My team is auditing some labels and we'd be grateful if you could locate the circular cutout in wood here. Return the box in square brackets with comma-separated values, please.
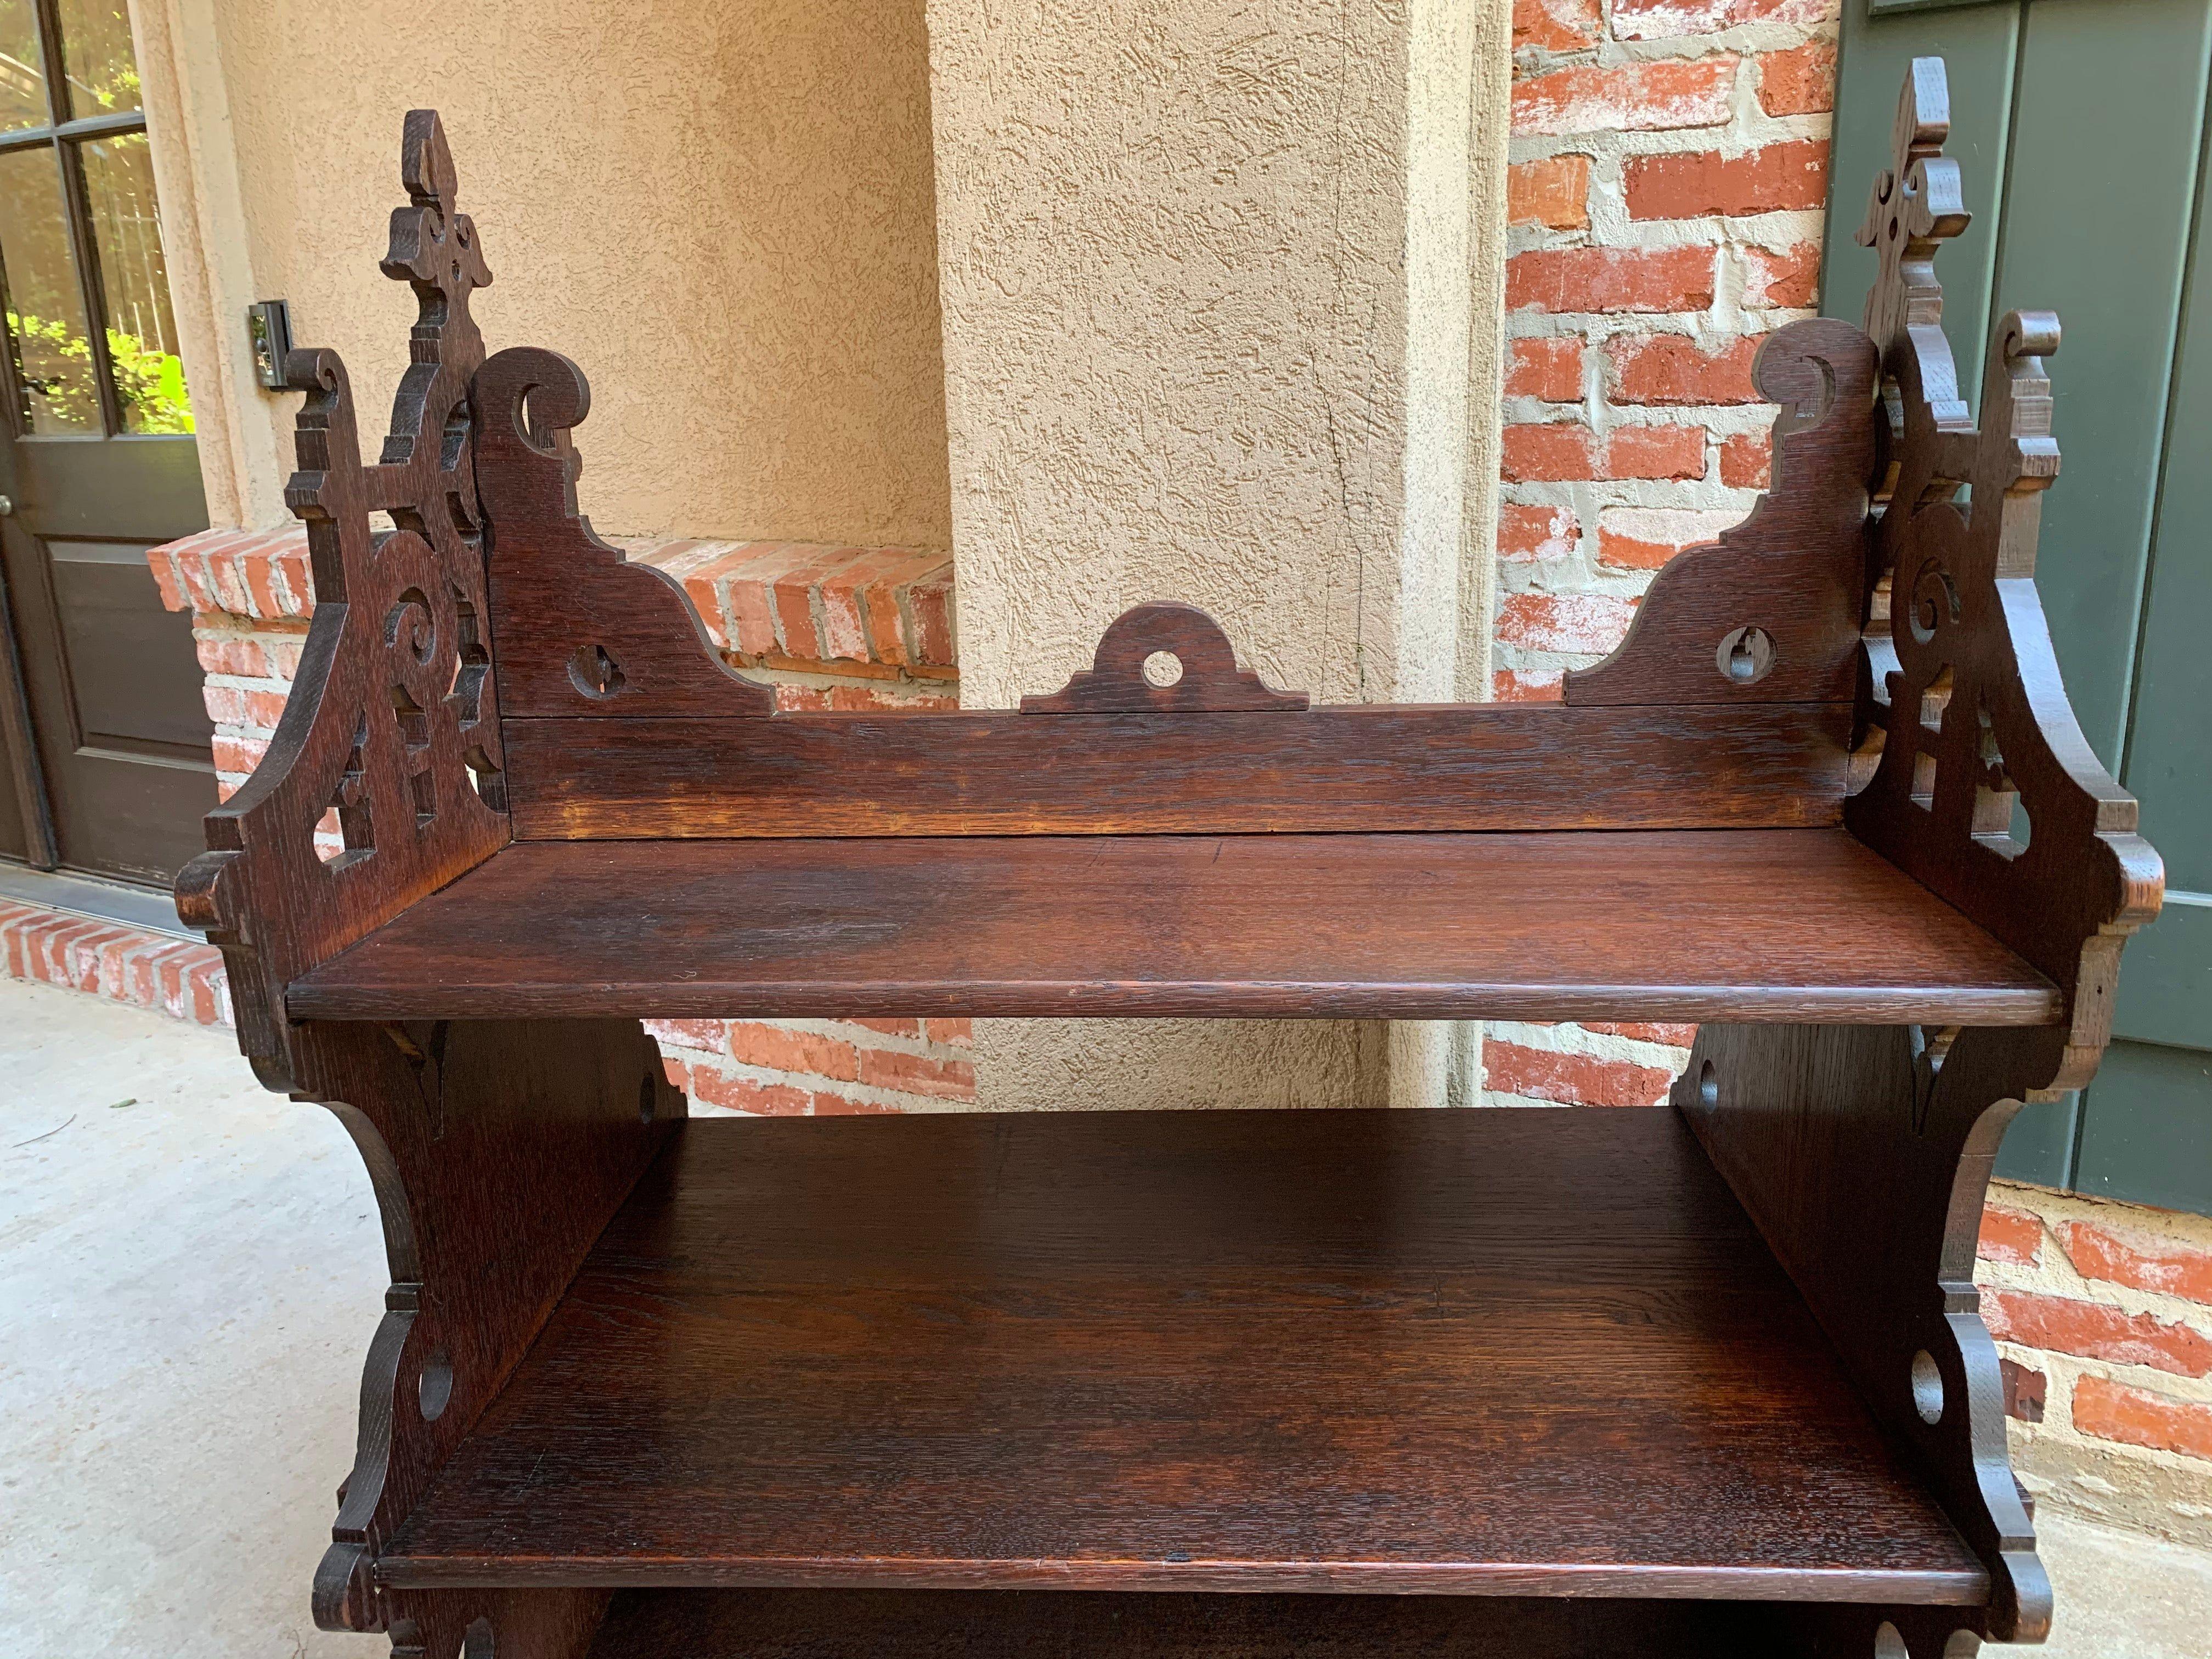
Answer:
[419, 1350, 455, 1421]
[567, 642, 626, 700]
[1911, 1348, 1945, 1424]
[1909, 561, 1960, 646]
[1142, 650, 1184, 688]
[1716, 626, 1776, 686]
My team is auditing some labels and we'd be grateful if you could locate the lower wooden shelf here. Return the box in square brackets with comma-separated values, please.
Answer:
[379, 1105, 1985, 1606]
[582, 1588, 1827, 1658]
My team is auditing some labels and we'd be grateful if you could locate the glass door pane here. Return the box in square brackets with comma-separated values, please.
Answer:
[0, 0, 212, 885]
[0, 0, 49, 131]
[0, 143, 99, 433]
[54, 0, 139, 116]
[80, 130, 189, 431]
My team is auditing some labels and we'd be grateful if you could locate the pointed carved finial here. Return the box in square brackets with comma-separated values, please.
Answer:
[371, 110, 492, 532]
[1856, 57, 1970, 356]
[381, 110, 492, 345]
[1973, 311, 2062, 579]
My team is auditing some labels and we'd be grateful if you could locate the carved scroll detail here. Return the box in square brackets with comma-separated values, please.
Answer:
[475, 346, 776, 717]
[1022, 603, 1309, 714]
[1565, 318, 1877, 707]
[176, 111, 508, 1090]
[1842, 58, 2163, 1090]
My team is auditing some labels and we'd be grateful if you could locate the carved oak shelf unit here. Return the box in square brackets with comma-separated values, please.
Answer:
[182, 65, 2162, 1659]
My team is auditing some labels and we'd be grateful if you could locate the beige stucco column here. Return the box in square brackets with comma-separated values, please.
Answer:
[928, 0, 1511, 1110]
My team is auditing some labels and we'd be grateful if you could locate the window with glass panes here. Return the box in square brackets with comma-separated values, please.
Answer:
[0, 0, 192, 437]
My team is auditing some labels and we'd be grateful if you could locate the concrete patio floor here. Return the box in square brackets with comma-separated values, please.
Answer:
[2, 975, 2208, 1657]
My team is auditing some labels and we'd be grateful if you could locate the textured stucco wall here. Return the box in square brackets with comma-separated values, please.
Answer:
[932, 0, 1470, 709]
[928, 0, 1508, 1110]
[132, 0, 951, 547]
[1461, 0, 1513, 702]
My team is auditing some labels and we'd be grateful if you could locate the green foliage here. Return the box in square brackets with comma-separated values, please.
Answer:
[83, 63, 142, 114]
[74, 8, 143, 114]
[107, 322, 193, 433]
[6, 307, 193, 433]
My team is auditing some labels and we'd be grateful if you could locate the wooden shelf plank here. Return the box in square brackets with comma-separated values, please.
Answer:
[380, 1107, 1988, 1604]
[584, 1588, 1818, 1658]
[290, 830, 2059, 1024]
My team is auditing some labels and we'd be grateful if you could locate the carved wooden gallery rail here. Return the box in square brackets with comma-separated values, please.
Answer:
[177, 60, 2160, 1659]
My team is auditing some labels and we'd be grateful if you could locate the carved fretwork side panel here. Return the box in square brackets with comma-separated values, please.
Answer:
[309, 1019, 678, 1638]
[168, 116, 684, 1652]
[1843, 57, 2163, 1091]
[176, 111, 510, 1092]
[1684, 58, 2173, 1655]
[1564, 317, 1877, 708]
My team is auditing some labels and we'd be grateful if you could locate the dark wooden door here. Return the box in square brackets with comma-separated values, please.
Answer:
[0, 0, 213, 886]
[1822, 0, 2212, 1214]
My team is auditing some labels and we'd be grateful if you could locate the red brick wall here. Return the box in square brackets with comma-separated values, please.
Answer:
[1978, 1189, 2212, 1541]
[1488, 0, 1838, 1108]
[2, 900, 229, 1026]
[1498, 0, 1837, 697]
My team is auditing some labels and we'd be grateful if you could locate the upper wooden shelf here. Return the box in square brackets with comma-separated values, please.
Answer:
[286, 827, 2060, 1025]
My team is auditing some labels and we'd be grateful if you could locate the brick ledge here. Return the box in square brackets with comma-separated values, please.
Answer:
[150, 528, 955, 674]
[1, 900, 231, 1028]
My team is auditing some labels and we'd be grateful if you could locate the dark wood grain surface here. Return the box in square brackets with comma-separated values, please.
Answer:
[583, 1588, 1810, 1658]
[300, 1018, 681, 1633]
[379, 1108, 1985, 1602]
[500, 704, 1853, 840]
[289, 829, 2059, 1025]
